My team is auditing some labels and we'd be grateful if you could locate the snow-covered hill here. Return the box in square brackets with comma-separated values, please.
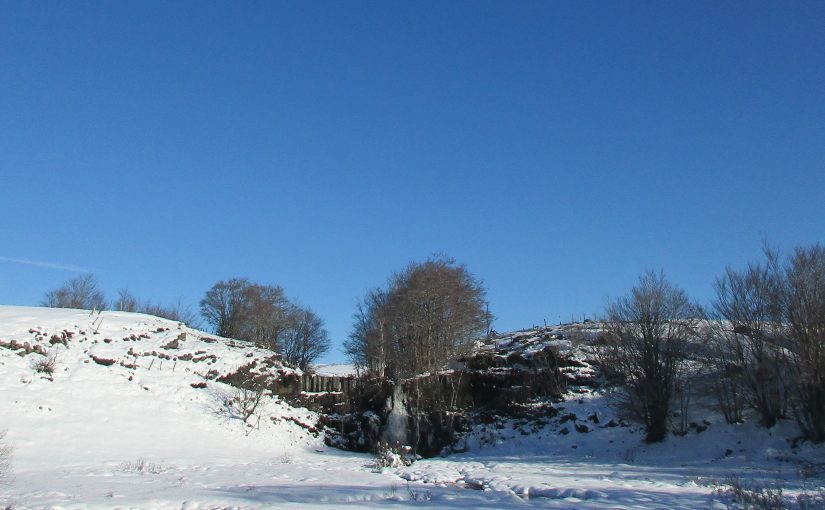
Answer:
[431, 324, 825, 507]
[1, 307, 823, 509]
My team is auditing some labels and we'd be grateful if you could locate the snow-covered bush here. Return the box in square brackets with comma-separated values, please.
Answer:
[369, 441, 415, 469]
[119, 459, 165, 475]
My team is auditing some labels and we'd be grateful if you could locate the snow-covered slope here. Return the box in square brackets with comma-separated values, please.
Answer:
[1, 307, 823, 509]
[0, 306, 333, 506]
[419, 324, 825, 507]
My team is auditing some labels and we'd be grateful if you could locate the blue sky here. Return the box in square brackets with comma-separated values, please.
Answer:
[1, 1, 823, 362]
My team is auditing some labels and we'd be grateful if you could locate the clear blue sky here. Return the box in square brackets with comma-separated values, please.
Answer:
[1, 1, 823, 362]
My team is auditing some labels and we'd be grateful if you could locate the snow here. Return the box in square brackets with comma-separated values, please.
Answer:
[312, 363, 356, 377]
[1, 306, 823, 508]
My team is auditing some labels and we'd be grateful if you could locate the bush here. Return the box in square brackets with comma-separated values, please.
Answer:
[118, 458, 164, 475]
[369, 441, 415, 469]
[231, 384, 266, 424]
[42, 274, 107, 310]
[715, 477, 787, 510]
[114, 289, 201, 329]
[217, 369, 269, 428]
[32, 351, 57, 376]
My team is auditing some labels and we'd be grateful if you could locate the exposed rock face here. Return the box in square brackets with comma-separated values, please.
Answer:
[318, 323, 602, 457]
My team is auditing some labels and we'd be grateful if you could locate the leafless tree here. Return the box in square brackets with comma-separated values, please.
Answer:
[347, 255, 492, 381]
[599, 270, 700, 443]
[141, 300, 202, 329]
[346, 256, 492, 454]
[281, 306, 331, 369]
[200, 279, 326, 366]
[113, 288, 200, 328]
[238, 283, 291, 352]
[346, 288, 391, 378]
[200, 278, 252, 338]
[115, 288, 140, 312]
[42, 274, 107, 310]
[780, 244, 825, 443]
[709, 243, 825, 442]
[711, 258, 787, 427]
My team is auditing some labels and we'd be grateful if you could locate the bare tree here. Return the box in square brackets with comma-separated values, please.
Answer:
[200, 278, 325, 366]
[346, 255, 492, 455]
[347, 255, 492, 381]
[200, 278, 251, 338]
[113, 288, 199, 327]
[239, 284, 291, 352]
[600, 270, 700, 443]
[141, 300, 202, 329]
[114, 288, 140, 312]
[709, 244, 825, 442]
[346, 288, 391, 378]
[281, 306, 331, 369]
[780, 244, 825, 443]
[711, 259, 787, 427]
[42, 274, 107, 310]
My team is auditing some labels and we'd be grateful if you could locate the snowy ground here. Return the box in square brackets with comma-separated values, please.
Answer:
[1, 307, 822, 509]
[313, 363, 356, 377]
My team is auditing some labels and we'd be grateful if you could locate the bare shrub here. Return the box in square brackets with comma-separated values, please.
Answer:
[598, 270, 700, 443]
[715, 477, 787, 510]
[233, 384, 266, 423]
[42, 274, 107, 310]
[31, 352, 57, 376]
[113, 288, 201, 329]
[118, 458, 164, 475]
[140, 301, 201, 329]
[406, 481, 432, 502]
[218, 376, 268, 429]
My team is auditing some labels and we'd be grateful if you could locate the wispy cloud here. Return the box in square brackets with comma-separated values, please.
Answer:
[0, 256, 95, 273]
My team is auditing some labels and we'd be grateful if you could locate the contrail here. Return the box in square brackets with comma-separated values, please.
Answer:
[0, 256, 95, 273]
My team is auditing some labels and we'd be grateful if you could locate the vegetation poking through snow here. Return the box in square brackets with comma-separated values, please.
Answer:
[31, 351, 57, 376]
